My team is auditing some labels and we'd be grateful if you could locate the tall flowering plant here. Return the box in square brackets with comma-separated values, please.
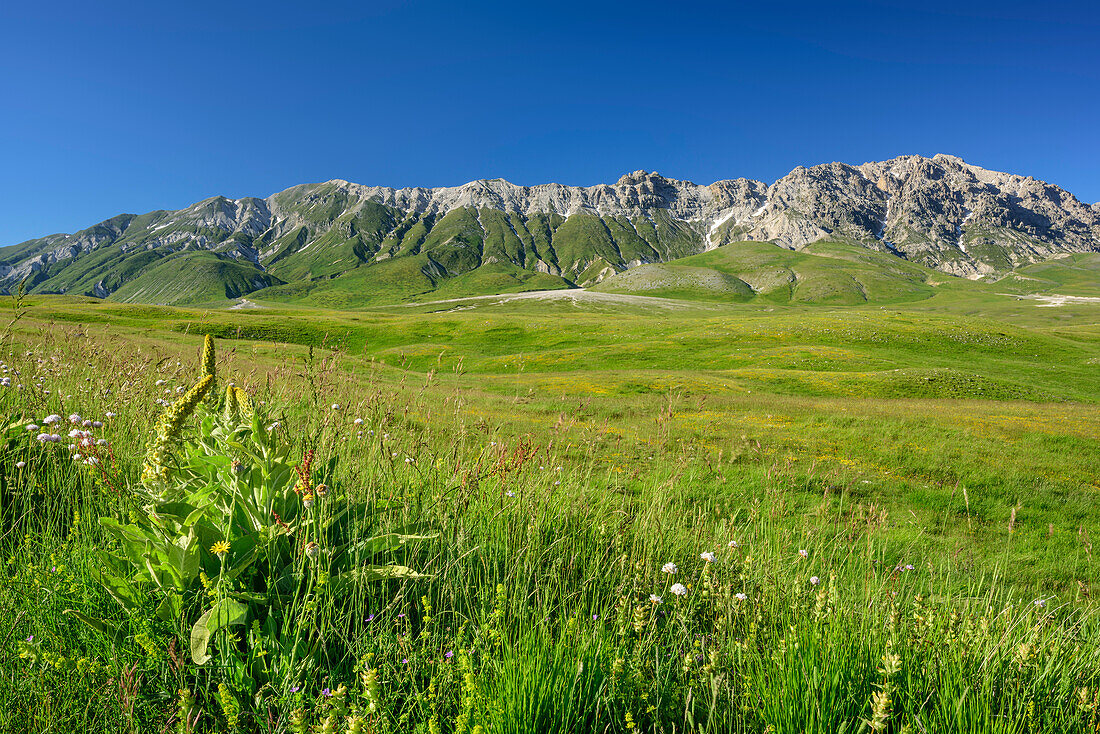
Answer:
[82, 336, 432, 711]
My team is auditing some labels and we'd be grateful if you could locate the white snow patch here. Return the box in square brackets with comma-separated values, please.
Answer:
[752, 204, 768, 217]
[704, 209, 738, 250]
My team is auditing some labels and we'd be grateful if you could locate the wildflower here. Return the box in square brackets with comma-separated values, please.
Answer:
[34, 432, 50, 441]
[401, 658, 408, 664]
[905, 564, 915, 571]
[592, 614, 599, 621]
[1034, 598, 1047, 608]
[155, 379, 166, 386]
[321, 688, 332, 698]
[303, 494, 314, 509]
[728, 540, 739, 548]
[68, 414, 81, 424]
[444, 651, 454, 659]
[43, 415, 61, 425]
[662, 562, 678, 574]
[81, 419, 92, 427]
[25, 424, 38, 431]
[304, 541, 321, 559]
[91, 420, 102, 428]
[105, 412, 116, 419]
[670, 583, 688, 596]
[799, 549, 809, 558]
[289, 686, 300, 693]
[700, 552, 715, 563]
[15, 461, 25, 469]
[354, 418, 364, 425]
[506, 490, 515, 498]
[650, 594, 663, 604]
[810, 576, 821, 585]
[95, 438, 108, 446]
[142, 374, 214, 486]
[735, 592, 747, 601]
[200, 334, 217, 387]
[331, 404, 340, 411]
[210, 541, 230, 559]
[26, 635, 33, 643]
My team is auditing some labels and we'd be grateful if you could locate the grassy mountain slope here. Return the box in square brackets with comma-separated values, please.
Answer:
[108, 252, 283, 305]
[591, 240, 939, 305]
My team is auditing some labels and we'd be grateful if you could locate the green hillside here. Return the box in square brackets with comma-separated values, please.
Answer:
[591, 240, 940, 305]
[108, 252, 282, 305]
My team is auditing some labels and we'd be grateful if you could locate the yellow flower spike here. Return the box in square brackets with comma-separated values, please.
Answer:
[141, 374, 215, 487]
[200, 334, 217, 405]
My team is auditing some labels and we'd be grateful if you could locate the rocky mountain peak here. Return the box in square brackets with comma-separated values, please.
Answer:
[2, 155, 1096, 302]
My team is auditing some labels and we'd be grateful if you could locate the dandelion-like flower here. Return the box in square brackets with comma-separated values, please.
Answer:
[700, 552, 715, 563]
[810, 576, 821, 585]
[649, 594, 663, 604]
[670, 583, 687, 596]
[662, 562, 678, 574]
[210, 541, 230, 559]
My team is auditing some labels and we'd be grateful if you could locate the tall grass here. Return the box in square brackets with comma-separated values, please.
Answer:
[0, 328, 1097, 733]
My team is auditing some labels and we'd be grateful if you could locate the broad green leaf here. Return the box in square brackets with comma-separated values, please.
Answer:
[190, 600, 248, 665]
[156, 593, 182, 622]
[88, 565, 142, 612]
[63, 609, 123, 643]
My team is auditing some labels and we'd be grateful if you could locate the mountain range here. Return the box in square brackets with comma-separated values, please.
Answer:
[3, 154, 1097, 307]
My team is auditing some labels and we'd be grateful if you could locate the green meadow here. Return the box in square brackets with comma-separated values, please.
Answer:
[2, 266, 1099, 732]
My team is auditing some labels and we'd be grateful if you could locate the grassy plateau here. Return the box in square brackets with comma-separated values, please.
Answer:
[1, 267, 1099, 733]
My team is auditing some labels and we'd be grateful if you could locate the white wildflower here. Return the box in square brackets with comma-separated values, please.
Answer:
[670, 583, 687, 596]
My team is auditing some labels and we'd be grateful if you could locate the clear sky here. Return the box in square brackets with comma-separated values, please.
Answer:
[1, 0, 1097, 245]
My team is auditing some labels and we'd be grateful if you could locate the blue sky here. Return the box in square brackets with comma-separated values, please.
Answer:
[1, 0, 1097, 245]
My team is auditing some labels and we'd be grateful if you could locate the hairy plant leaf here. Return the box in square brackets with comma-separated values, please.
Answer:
[191, 600, 248, 665]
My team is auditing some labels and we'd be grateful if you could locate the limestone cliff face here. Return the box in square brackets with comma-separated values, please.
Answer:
[3, 154, 1097, 299]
